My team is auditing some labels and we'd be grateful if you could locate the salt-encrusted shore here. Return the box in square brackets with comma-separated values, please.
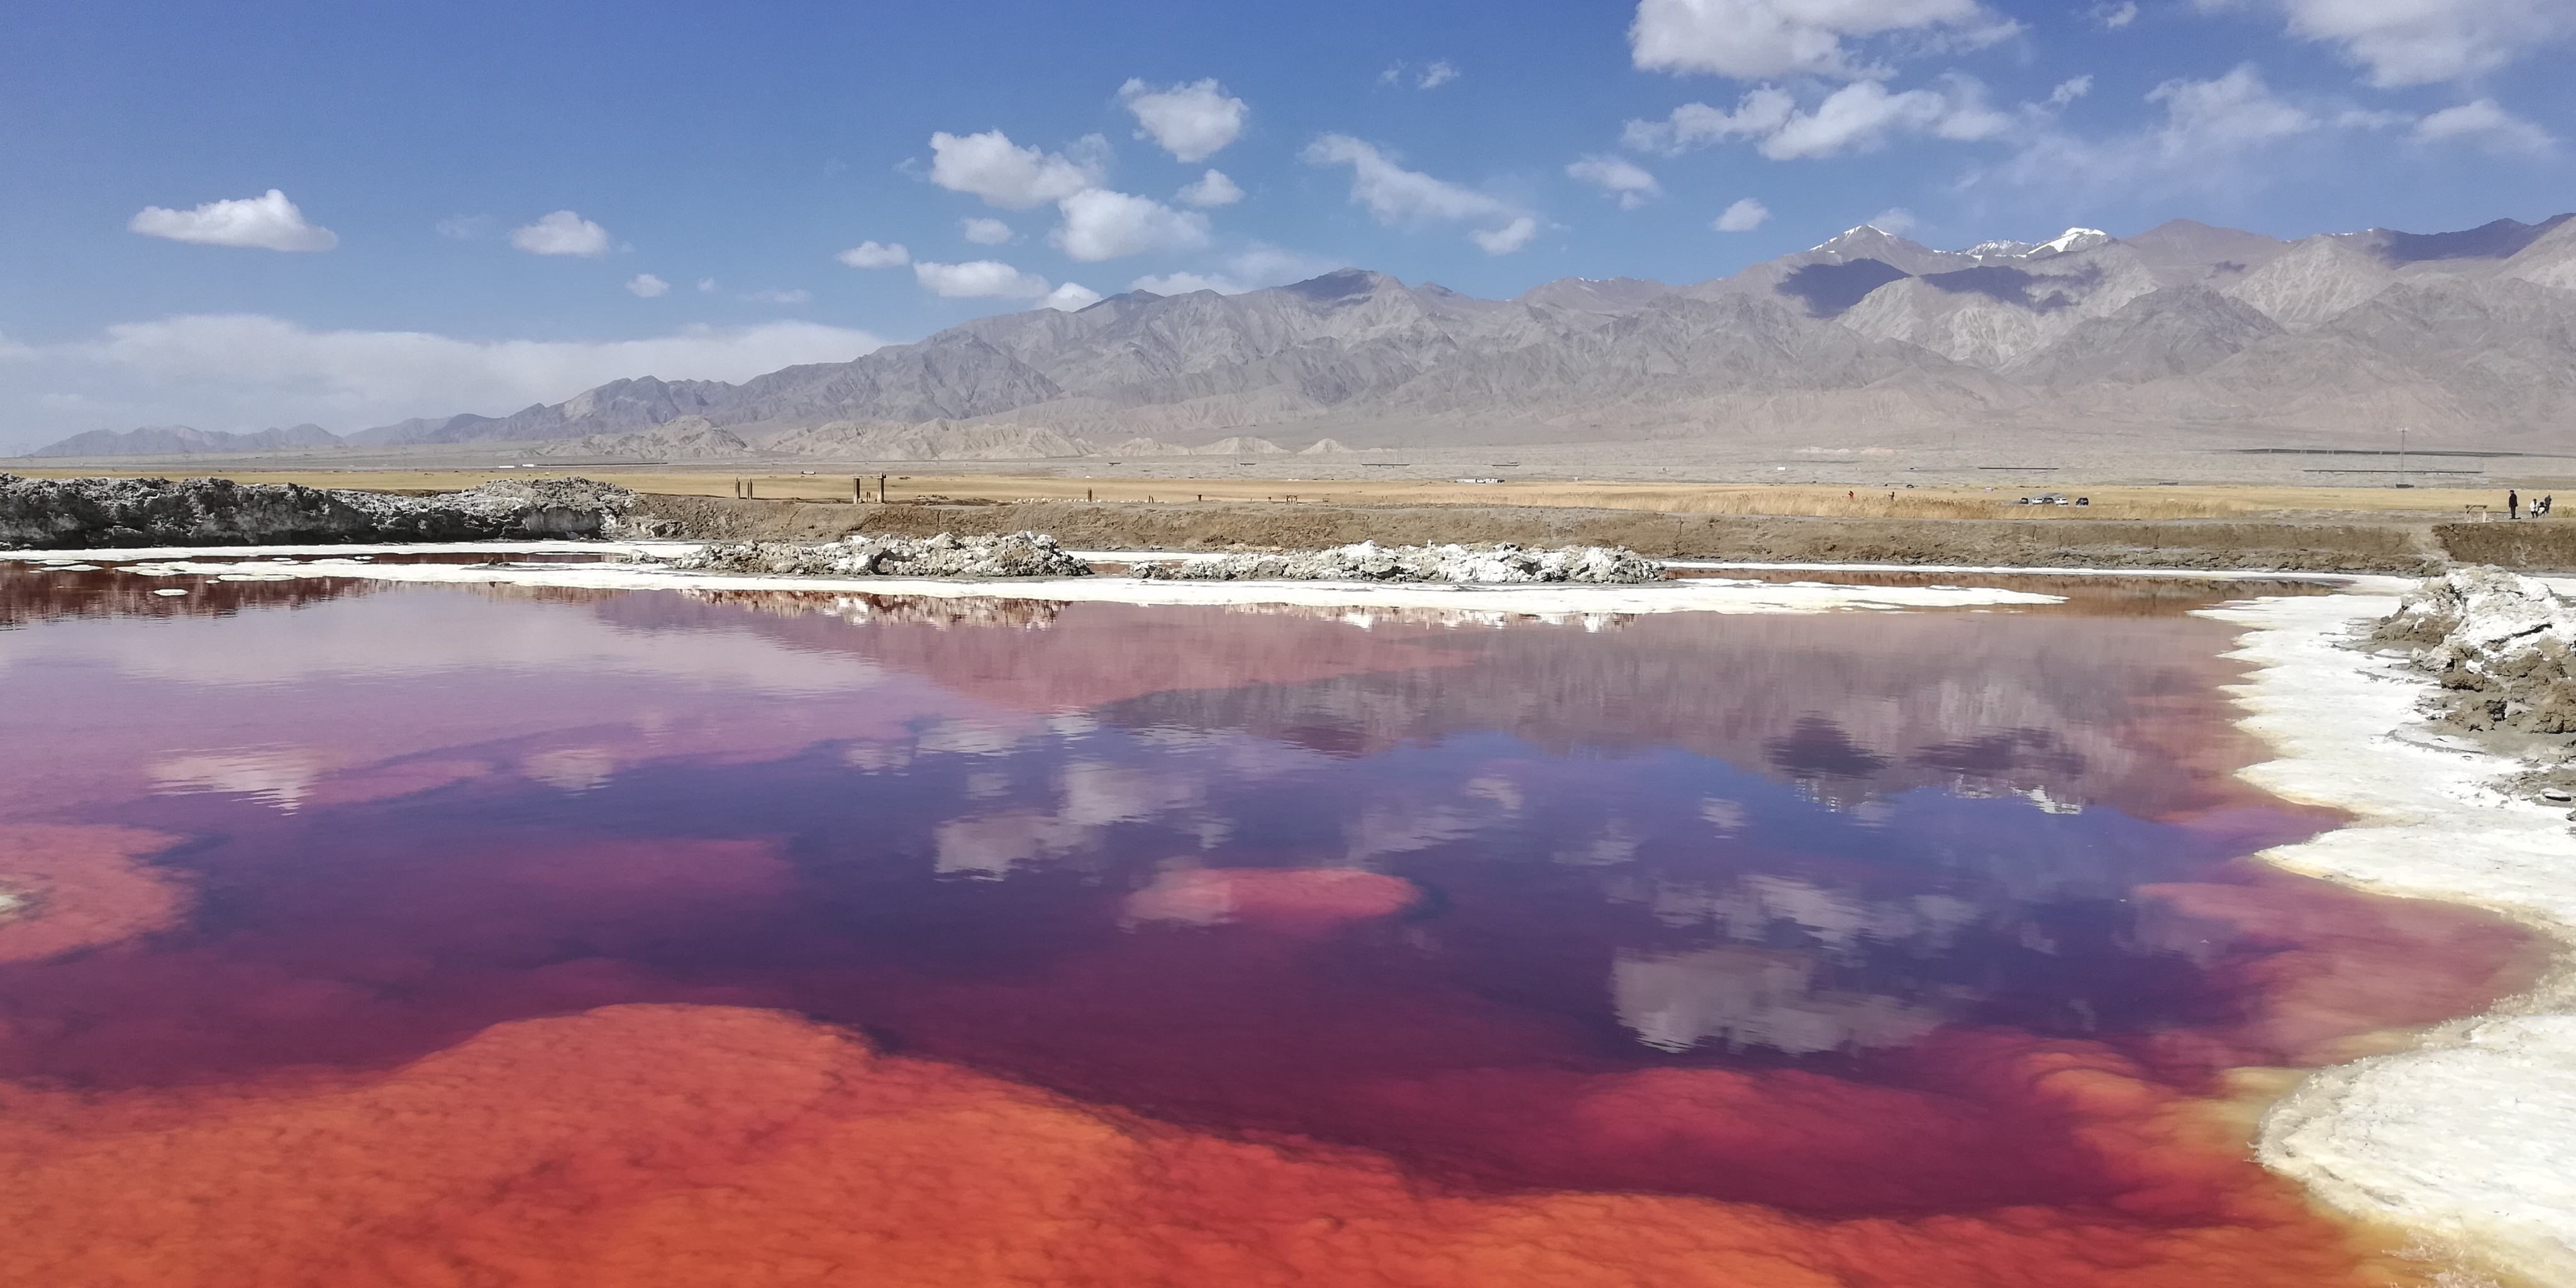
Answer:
[0, 543, 2067, 615]
[2206, 587, 2576, 1285]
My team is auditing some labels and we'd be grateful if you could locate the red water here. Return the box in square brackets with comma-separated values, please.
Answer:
[0, 567, 2534, 1287]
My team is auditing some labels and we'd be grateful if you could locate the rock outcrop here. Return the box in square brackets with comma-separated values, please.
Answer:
[1138, 541, 1669, 585]
[0, 475, 636, 549]
[667, 531, 1091, 579]
[2375, 568, 2576, 736]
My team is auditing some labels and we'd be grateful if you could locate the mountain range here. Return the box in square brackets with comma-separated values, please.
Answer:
[32, 213, 2576, 459]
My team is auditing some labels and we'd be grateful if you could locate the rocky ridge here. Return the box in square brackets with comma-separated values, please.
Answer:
[0, 475, 636, 548]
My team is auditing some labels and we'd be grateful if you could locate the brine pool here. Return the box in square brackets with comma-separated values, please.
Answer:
[0, 562, 2538, 1287]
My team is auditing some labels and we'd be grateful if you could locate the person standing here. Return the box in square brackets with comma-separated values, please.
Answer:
[2508, 489, 2520, 519]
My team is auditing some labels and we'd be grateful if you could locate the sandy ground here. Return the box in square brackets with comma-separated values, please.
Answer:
[7, 462, 2565, 522]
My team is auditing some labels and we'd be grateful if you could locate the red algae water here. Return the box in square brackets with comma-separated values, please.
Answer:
[0, 565, 2536, 1287]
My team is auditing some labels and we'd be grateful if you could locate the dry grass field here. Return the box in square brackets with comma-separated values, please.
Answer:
[7, 464, 2550, 523]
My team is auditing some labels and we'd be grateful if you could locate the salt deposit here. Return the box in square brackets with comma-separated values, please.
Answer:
[0, 541, 2064, 616]
[1137, 541, 1669, 585]
[2373, 567, 2576, 743]
[2206, 578, 2576, 1285]
[669, 531, 1090, 579]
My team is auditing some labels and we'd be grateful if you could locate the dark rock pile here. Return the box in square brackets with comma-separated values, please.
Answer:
[0, 475, 637, 548]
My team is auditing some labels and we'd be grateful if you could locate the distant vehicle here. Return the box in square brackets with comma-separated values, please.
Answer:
[2018, 492, 2073, 505]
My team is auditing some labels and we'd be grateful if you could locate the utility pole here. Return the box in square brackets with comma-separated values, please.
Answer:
[2399, 427, 2408, 489]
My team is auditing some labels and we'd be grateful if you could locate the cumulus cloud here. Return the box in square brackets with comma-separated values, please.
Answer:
[1131, 272, 1245, 295]
[2093, 0, 2138, 26]
[0, 315, 882, 449]
[128, 189, 338, 252]
[2048, 75, 2094, 106]
[835, 240, 911, 269]
[2207, 0, 2576, 86]
[1623, 91, 1798, 153]
[1117, 79, 1248, 162]
[1629, 0, 2016, 80]
[1567, 155, 1664, 208]
[1713, 197, 1771, 231]
[1870, 207, 1920, 235]
[1300, 135, 1536, 252]
[913, 260, 1053, 299]
[743, 289, 812, 304]
[2412, 98, 2555, 154]
[961, 218, 1014, 245]
[1760, 77, 2012, 158]
[1418, 60, 1462, 88]
[1470, 217, 1541, 254]
[1050, 189, 1212, 262]
[626, 274, 670, 297]
[1177, 169, 1245, 208]
[2146, 64, 2317, 160]
[926, 130, 1109, 208]
[1041, 282, 1104, 311]
[510, 211, 611, 257]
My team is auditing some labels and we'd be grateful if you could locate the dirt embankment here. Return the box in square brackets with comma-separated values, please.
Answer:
[625, 496, 2576, 574]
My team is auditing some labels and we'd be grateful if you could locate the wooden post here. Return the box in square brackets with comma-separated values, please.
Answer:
[853, 477, 863, 504]
[879, 474, 889, 504]
[745, 478, 756, 500]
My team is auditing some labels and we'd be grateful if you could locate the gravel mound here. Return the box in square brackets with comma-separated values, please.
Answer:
[2375, 567, 2576, 736]
[0, 475, 637, 549]
[1137, 540, 1669, 584]
[668, 531, 1091, 579]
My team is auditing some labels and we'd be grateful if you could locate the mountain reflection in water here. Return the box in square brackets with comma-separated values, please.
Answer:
[0, 565, 2534, 1287]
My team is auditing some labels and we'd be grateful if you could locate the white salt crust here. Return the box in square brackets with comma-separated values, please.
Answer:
[0, 543, 2065, 616]
[2207, 591, 2576, 1285]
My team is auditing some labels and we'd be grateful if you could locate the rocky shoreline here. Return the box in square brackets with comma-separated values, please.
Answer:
[2370, 569, 2576, 802]
[1133, 541, 1669, 585]
[0, 475, 638, 548]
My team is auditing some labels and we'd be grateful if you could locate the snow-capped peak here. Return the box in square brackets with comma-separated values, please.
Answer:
[1962, 238, 2035, 257]
[2033, 227, 2112, 255]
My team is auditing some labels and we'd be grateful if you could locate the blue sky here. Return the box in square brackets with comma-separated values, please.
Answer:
[2, 0, 2568, 445]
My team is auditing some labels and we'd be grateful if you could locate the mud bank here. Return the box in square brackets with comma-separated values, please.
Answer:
[2209, 588, 2576, 1285]
[625, 497, 2575, 574]
[0, 475, 636, 548]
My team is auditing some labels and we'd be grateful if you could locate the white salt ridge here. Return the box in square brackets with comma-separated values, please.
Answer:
[1, 541, 2063, 616]
[2206, 590, 2576, 1285]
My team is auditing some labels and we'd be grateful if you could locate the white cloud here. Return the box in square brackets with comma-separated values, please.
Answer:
[1759, 77, 2013, 158]
[913, 259, 1053, 299]
[1041, 282, 1104, 311]
[1301, 134, 1536, 252]
[2147, 64, 2316, 160]
[697, 278, 719, 292]
[1226, 245, 1348, 286]
[1713, 197, 1771, 231]
[1131, 272, 1246, 295]
[1567, 155, 1664, 208]
[1470, 217, 1540, 255]
[0, 315, 884, 449]
[1050, 189, 1212, 262]
[1418, 60, 1461, 88]
[961, 217, 1014, 245]
[128, 189, 337, 252]
[1117, 78, 1248, 162]
[2093, 0, 2138, 26]
[509, 211, 611, 257]
[1177, 169, 1245, 207]
[2048, 75, 2093, 106]
[743, 288, 812, 304]
[2412, 98, 2555, 154]
[836, 240, 911, 269]
[434, 215, 492, 240]
[626, 274, 670, 297]
[1629, 0, 2014, 80]
[1870, 207, 1919, 235]
[1623, 90, 1798, 153]
[2211, 0, 2576, 86]
[926, 130, 1109, 208]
